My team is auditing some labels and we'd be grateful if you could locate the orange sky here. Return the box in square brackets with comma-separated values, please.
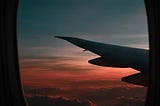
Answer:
[20, 54, 147, 106]
[19, 43, 147, 106]
[20, 52, 141, 90]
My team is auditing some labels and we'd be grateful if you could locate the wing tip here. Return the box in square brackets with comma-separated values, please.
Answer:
[54, 36, 72, 39]
[54, 36, 80, 42]
[54, 36, 68, 40]
[54, 36, 63, 38]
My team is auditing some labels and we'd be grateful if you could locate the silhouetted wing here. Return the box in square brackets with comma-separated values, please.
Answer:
[121, 73, 148, 86]
[55, 36, 149, 72]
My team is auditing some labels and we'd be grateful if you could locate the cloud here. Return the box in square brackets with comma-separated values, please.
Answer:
[19, 56, 99, 72]
[24, 85, 147, 106]
[23, 86, 63, 96]
[26, 96, 96, 106]
[115, 95, 145, 106]
[20, 55, 138, 90]
[52, 96, 96, 106]
[76, 87, 147, 106]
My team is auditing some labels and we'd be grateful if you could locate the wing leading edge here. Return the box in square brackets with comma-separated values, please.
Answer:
[55, 36, 149, 86]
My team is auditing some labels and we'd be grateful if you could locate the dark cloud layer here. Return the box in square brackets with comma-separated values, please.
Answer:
[24, 86, 147, 106]
[26, 96, 96, 106]
[81, 87, 146, 106]
[23, 86, 63, 96]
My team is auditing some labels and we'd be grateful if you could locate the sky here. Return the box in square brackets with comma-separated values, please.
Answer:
[18, 0, 148, 105]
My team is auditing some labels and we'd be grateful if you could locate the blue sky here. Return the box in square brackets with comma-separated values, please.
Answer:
[17, 0, 148, 58]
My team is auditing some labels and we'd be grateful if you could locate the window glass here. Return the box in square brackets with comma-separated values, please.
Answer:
[18, 0, 148, 105]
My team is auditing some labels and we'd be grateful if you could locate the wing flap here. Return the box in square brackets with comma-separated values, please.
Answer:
[121, 73, 148, 87]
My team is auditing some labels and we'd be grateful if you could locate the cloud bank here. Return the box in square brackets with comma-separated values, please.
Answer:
[26, 96, 96, 106]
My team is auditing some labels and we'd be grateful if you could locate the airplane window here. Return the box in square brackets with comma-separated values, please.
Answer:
[18, 0, 148, 106]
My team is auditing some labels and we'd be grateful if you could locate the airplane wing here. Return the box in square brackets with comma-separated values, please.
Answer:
[55, 36, 149, 72]
[122, 73, 148, 87]
[55, 36, 149, 86]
